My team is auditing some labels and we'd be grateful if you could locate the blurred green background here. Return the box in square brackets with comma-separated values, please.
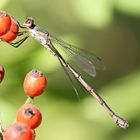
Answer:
[0, 0, 140, 139]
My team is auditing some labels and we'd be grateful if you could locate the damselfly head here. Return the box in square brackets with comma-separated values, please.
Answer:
[23, 17, 34, 28]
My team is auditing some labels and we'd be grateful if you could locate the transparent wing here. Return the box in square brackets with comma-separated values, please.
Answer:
[50, 35, 106, 77]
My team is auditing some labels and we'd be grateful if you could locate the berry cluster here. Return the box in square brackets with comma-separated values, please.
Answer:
[0, 67, 47, 140]
[0, 11, 19, 42]
[0, 11, 48, 140]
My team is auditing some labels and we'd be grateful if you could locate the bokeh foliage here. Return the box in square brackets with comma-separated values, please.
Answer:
[0, 0, 140, 140]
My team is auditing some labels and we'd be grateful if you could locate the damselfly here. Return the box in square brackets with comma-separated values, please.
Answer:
[5, 16, 129, 128]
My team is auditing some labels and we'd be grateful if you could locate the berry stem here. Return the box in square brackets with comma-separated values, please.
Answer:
[24, 96, 34, 104]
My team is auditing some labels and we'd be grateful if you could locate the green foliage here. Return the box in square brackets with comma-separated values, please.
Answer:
[0, 0, 140, 140]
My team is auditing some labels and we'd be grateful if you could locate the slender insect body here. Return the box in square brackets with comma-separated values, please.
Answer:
[15, 17, 129, 128]
[51, 49, 128, 128]
[29, 26, 50, 46]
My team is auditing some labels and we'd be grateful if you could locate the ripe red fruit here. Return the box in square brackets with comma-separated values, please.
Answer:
[0, 64, 5, 83]
[0, 10, 19, 42]
[31, 130, 36, 140]
[23, 69, 47, 97]
[0, 11, 11, 36]
[3, 122, 34, 140]
[0, 17, 19, 42]
[16, 104, 42, 129]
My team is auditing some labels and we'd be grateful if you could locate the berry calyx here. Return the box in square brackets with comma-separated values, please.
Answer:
[23, 69, 47, 97]
[16, 104, 42, 129]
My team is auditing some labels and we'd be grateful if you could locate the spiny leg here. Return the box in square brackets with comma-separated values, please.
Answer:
[9, 35, 29, 48]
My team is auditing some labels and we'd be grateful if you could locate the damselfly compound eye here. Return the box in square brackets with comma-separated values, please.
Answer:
[24, 18, 34, 28]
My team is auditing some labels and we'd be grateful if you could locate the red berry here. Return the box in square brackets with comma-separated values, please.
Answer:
[0, 16, 19, 42]
[3, 122, 34, 140]
[16, 104, 42, 129]
[0, 11, 11, 36]
[23, 69, 47, 97]
[0, 64, 5, 83]
[31, 130, 36, 140]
